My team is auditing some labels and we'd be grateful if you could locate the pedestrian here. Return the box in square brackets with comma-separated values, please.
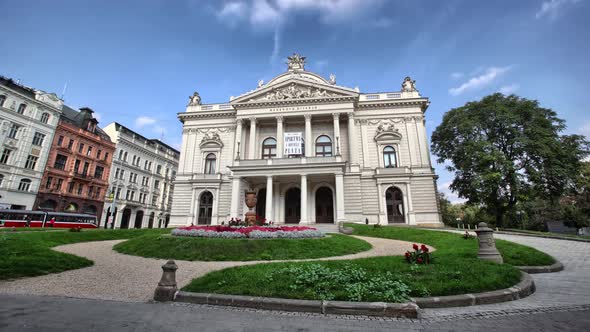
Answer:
[25, 215, 32, 228]
[49, 217, 56, 228]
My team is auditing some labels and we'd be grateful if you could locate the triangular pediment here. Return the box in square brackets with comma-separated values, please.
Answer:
[231, 77, 359, 105]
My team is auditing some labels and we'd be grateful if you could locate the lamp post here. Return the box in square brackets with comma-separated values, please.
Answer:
[516, 210, 524, 230]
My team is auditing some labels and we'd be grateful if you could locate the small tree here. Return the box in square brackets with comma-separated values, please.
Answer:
[561, 204, 590, 232]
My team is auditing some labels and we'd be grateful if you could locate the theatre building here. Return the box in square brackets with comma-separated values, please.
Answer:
[170, 54, 441, 227]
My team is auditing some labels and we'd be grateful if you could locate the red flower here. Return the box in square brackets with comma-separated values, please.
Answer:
[421, 244, 429, 252]
[417, 257, 423, 264]
[412, 243, 419, 251]
[405, 251, 411, 258]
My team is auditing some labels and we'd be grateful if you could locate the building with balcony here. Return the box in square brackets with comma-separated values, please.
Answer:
[101, 122, 179, 229]
[33, 106, 115, 220]
[0, 76, 63, 210]
[170, 54, 442, 227]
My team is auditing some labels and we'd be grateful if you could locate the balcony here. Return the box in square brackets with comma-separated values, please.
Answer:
[72, 171, 92, 181]
[236, 155, 342, 167]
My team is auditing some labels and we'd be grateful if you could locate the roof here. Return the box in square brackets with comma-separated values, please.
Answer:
[110, 122, 180, 155]
[0, 75, 37, 98]
[60, 105, 111, 140]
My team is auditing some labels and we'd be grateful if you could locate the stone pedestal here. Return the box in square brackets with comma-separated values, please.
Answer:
[474, 222, 503, 264]
[154, 260, 178, 301]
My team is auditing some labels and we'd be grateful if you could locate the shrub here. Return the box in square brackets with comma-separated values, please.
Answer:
[404, 243, 431, 264]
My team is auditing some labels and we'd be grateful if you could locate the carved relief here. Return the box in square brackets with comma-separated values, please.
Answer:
[249, 83, 340, 102]
[374, 119, 402, 142]
[200, 131, 223, 147]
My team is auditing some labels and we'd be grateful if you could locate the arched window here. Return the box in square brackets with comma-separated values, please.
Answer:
[118, 150, 124, 160]
[315, 135, 332, 157]
[18, 178, 31, 191]
[17, 103, 26, 114]
[40, 113, 50, 124]
[204, 153, 216, 174]
[383, 146, 397, 168]
[0, 95, 6, 107]
[262, 137, 277, 159]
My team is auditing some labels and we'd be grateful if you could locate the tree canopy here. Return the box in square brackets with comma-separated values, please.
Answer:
[431, 93, 588, 227]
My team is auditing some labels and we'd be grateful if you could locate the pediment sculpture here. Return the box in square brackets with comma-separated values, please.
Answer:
[287, 53, 306, 71]
[401, 76, 418, 92]
[200, 131, 223, 147]
[188, 91, 202, 106]
[375, 120, 402, 141]
[250, 83, 340, 102]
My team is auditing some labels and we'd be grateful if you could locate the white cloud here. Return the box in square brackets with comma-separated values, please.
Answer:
[438, 181, 467, 204]
[450, 72, 463, 80]
[498, 83, 520, 95]
[579, 121, 590, 138]
[135, 116, 157, 128]
[536, 0, 581, 20]
[449, 66, 512, 96]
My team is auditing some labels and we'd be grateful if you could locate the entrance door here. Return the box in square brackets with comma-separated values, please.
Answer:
[134, 210, 144, 229]
[198, 191, 213, 225]
[148, 212, 155, 229]
[121, 208, 131, 229]
[256, 188, 266, 220]
[285, 187, 301, 224]
[386, 187, 405, 223]
[315, 187, 334, 223]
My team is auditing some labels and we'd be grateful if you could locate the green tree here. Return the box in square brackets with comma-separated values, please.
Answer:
[431, 93, 588, 227]
[437, 193, 462, 226]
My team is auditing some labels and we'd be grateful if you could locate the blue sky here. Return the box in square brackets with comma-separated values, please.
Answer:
[1, 0, 589, 202]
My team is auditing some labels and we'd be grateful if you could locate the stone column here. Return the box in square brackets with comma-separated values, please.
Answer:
[300, 174, 308, 223]
[333, 113, 341, 156]
[276, 116, 284, 158]
[230, 176, 241, 218]
[265, 176, 273, 221]
[416, 116, 431, 167]
[248, 117, 257, 159]
[347, 113, 358, 165]
[359, 119, 369, 167]
[335, 173, 345, 223]
[304, 114, 312, 157]
[235, 119, 243, 160]
[474, 223, 503, 264]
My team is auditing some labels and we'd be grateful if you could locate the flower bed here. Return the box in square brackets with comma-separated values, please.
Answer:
[171, 225, 325, 239]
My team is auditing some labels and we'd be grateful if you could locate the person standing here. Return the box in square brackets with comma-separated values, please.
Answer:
[49, 217, 56, 228]
[25, 215, 32, 228]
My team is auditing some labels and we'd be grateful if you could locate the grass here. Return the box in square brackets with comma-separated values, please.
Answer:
[182, 224, 555, 301]
[0, 228, 169, 280]
[114, 233, 372, 261]
[502, 228, 590, 240]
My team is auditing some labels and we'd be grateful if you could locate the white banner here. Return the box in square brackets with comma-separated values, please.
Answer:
[284, 132, 303, 155]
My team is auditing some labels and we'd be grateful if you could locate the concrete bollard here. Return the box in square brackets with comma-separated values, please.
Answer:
[474, 223, 503, 264]
[154, 260, 178, 301]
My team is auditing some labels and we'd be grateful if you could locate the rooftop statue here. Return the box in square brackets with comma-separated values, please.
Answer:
[188, 91, 202, 106]
[287, 53, 306, 71]
[329, 73, 336, 85]
[401, 76, 418, 92]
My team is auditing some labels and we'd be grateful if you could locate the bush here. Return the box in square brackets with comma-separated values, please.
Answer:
[404, 243, 431, 264]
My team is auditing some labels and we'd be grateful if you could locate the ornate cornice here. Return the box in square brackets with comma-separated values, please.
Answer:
[357, 99, 429, 110]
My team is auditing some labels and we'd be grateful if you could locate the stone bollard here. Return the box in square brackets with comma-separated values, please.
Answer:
[474, 223, 503, 264]
[154, 260, 178, 302]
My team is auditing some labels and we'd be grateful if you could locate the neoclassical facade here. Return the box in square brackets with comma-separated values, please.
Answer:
[170, 54, 441, 227]
[101, 122, 179, 229]
[0, 76, 62, 210]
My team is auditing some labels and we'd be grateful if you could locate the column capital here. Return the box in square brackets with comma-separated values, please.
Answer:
[304, 114, 312, 121]
[236, 118, 243, 125]
[347, 112, 354, 119]
[266, 175, 273, 179]
[276, 116, 284, 122]
[249, 117, 257, 124]
[332, 112, 341, 120]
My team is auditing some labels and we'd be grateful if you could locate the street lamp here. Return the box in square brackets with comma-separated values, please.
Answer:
[516, 210, 524, 230]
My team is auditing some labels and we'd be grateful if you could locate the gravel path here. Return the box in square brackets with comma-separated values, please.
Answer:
[0, 235, 423, 302]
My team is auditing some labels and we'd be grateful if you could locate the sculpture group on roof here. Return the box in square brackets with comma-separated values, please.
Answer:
[251, 83, 339, 102]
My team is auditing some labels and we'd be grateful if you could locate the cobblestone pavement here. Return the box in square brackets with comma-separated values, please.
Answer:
[421, 232, 590, 319]
[0, 235, 421, 302]
[1, 294, 589, 331]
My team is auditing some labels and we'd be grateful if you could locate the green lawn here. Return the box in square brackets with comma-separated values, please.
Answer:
[182, 225, 554, 302]
[0, 228, 169, 280]
[114, 233, 372, 261]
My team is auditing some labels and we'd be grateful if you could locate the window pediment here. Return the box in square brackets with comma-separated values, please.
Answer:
[374, 120, 402, 142]
[200, 132, 223, 148]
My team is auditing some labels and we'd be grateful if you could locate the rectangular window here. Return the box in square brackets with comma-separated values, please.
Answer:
[154, 180, 160, 189]
[0, 149, 12, 164]
[133, 174, 137, 183]
[104, 152, 109, 161]
[78, 143, 84, 153]
[95, 188, 101, 199]
[32, 132, 45, 146]
[46, 177, 53, 189]
[144, 160, 148, 169]
[156, 165, 162, 174]
[25, 155, 38, 169]
[94, 166, 104, 179]
[74, 159, 81, 173]
[130, 191, 135, 201]
[68, 182, 75, 193]
[77, 184, 83, 195]
[125, 190, 130, 200]
[8, 124, 20, 139]
[129, 172, 134, 182]
[88, 186, 94, 197]
[67, 139, 74, 150]
[82, 162, 89, 176]
[97, 149, 102, 160]
[57, 135, 64, 146]
[152, 195, 157, 206]
[56, 178, 63, 190]
[114, 168, 120, 179]
[120, 169, 125, 179]
[116, 187, 121, 199]
[54, 154, 68, 170]
[87, 146, 93, 157]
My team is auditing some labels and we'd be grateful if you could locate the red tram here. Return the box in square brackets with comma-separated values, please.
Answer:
[0, 210, 98, 228]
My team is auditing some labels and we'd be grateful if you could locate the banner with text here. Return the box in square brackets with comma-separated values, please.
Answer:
[284, 132, 303, 155]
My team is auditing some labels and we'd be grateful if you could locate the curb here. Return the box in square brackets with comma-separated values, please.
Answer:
[173, 292, 420, 318]
[517, 261, 564, 274]
[495, 230, 590, 243]
[413, 271, 535, 308]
